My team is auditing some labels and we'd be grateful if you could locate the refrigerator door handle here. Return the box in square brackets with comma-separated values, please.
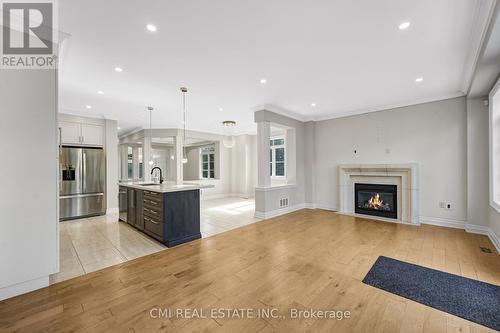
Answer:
[60, 193, 104, 199]
[82, 150, 86, 193]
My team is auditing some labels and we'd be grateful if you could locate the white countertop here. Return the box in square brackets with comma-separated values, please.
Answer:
[119, 181, 214, 193]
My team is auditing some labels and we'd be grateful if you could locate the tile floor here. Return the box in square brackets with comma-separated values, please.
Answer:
[50, 197, 259, 284]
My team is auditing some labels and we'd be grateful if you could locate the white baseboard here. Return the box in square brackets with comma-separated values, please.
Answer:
[255, 203, 308, 219]
[489, 230, 500, 253]
[419, 216, 467, 229]
[465, 224, 490, 235]
[312, 204, 338, 211]
[466, 224, 500, 253]
[420, 218, 500, 253]
[0, 276, 49, 301]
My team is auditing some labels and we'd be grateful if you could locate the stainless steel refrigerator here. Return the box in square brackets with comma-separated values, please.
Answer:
[60, 147, 106, 220]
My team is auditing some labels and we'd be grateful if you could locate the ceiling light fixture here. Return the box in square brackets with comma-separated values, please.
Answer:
[181, 87, 189, 164]
[97, 90, 104, 95]
[219, 107, 223, 112]
[85, 105, 92, 109]
[398, 21, 411, 30]
[146, 24, 157, 32]
[114, 67, 123, 72]
[311, 103, 317, 107]
[222, 121, 236, 148]
[415, 77, 424, 83]
[117, 126, 121, 130]
[260, 78, 267, 84]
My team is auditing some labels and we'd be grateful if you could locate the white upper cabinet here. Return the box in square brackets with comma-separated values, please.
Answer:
[81, 123, 104, 146]
[59, 121, 81, 145]
[59, 121, 103, 146]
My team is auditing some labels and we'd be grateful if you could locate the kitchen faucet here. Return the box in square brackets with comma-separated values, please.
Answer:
[151, 167, 164, 184]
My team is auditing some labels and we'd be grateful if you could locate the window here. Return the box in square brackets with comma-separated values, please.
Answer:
[127, 147, 133, 180]
[270, 137, 285, 177]
[138, 147, 143, 179]
[200, 145, 215, 179]
[490, 77, 500, 212]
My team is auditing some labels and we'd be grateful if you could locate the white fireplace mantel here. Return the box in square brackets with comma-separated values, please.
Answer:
[338, 164, 419, 225]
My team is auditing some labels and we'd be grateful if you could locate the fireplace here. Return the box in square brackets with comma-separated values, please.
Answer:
[355, 183, 397, 219]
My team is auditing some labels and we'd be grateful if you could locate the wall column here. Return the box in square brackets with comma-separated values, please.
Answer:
[142, 136, 152, 182]
[174, 134, 184, 184]
[119, 145, 128, 181]
[257, 121, 271, 188]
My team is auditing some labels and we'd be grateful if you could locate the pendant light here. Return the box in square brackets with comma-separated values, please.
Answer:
[147, 106, 154, 166]
[222, 120, 236, 148]
[180, 87, 188, 164]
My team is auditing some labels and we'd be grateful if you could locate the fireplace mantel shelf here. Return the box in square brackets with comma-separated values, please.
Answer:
[338, 164, 419, 225]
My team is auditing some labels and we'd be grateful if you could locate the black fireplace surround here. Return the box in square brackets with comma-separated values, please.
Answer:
[355, 183, 397, 219]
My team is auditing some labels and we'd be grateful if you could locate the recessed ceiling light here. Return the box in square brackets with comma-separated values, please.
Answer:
[97, 90, 104, 95]
[399, 21, 411, 30]
[117, 126, 121, 130]
[219, 107, 223, 112]
[311, 103, 317, 107]
[85, 105, 92, 109]
[260, 78, 267, 84]
[114, 67, 123, 72]
[146, 24, 157, 32]
[415, 77, 424, 83]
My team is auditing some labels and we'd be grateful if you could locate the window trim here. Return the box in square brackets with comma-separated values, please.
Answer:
[270, 135, 286, 179]
[200, 145, 215, 180]
[489, 77, 500, 213]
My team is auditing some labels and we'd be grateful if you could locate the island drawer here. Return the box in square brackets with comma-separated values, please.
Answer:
[144, 206, 163, 220]
[144, 216, 163, 241]
[143, 190, 163, 200]
[143, 197, 163, 210]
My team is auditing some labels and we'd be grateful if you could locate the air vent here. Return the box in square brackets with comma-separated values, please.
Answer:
[480, 247, 493, 254]
[279, 198, 289, 208]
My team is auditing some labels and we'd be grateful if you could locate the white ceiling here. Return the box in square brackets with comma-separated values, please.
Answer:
[58, 0, 490, 135]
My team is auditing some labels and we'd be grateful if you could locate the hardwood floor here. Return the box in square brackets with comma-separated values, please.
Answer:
[52, 198, 259, 284]
[1, 209, 499, 332]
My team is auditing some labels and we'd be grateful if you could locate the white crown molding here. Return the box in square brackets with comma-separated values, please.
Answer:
[310, 93, 465, 122]
[251, 104, 308, 122]
[251, 93, 466, 126]
[461, 0, 498, 94]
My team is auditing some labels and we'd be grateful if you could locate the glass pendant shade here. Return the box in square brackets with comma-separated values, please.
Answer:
[222, 120, 236, 148]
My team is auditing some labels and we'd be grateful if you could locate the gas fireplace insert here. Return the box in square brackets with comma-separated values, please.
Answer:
[354, 183, 397, 219]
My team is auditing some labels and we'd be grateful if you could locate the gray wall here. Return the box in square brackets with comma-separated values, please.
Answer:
[466, 98, 490, 227]
[105, 119, 118, 212]
[313, 97, 468, 223]
[0, 70, 58, 299]
[254, 111, 306, 212]
[467, 97, 500, 243]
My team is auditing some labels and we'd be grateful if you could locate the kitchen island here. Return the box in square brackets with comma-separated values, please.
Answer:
[118, 182, 213, 247]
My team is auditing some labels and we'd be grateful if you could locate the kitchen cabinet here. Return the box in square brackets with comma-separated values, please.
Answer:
[59, 121, 103, 146]
[81, 124, 103, 146]
[121, 188, 145, 231]
[119, 185, 201, 247]
[127, 188, 136, 226]
[59, 121, 80, 145]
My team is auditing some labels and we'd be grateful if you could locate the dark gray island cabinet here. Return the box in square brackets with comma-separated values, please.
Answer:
[119, 184, 204, 247]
